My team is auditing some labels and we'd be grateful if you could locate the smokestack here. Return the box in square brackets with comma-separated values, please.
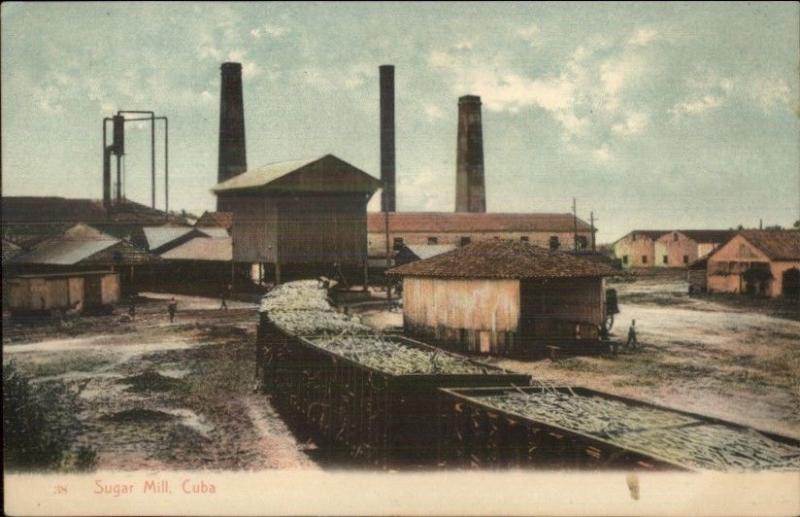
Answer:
[455, 95, 485, 213]
[379, 65, 396, 212]
[218, 62, 247, 195]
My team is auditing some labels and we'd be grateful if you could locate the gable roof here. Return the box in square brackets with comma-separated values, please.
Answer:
[196, 211, 233, 230]
[656, 230, 737, 243]
[387, 240, 617, 279]
[368, 212, 593, 233]
[212, 154, 381, 195]
[142, 226, 197, 252]
[1, 196, 186, 225]
[737, 230, 800, 261]
[397, 244, 458, 261]
[195, 227, 229, 239]
[160, 236, 232, 261]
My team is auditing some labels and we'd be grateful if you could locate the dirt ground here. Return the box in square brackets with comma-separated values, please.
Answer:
[2, 293, 318, 471]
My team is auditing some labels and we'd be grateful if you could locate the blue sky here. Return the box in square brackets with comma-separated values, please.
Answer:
[2, 2, 798, 242]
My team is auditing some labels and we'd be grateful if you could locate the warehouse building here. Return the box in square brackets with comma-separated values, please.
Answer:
[213, 154, 381, 284]
[368, 212, 593, 260]
[706, 230, 800, 298]
[613, 229, 735, 269]
[388, 240, 616, 357]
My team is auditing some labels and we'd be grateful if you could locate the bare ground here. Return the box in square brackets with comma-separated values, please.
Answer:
[2, 295, 317, 471]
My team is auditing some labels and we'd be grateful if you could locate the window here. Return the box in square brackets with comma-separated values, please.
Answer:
[520, 236, 529, 242]
[427, 236, 438, 245]
[622, 255, 629, 265]
[460, 236, 471, 246]
[392, 237, 404, 251]
[642, 255, 648, 264]
[549, 236, 560, 250]
[673, 233, 679, 242]
[663, 255, 668, 265]
[683, 255, 689, 265]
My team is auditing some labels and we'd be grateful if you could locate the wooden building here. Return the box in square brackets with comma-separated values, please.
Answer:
[213, 154, 381, 283]
[368, 212, 593, 259]
[706, 230, 800, 298]
[387, 240, 616, 356]
[153, 236, 242, 295]
[7, 270, 120, 315]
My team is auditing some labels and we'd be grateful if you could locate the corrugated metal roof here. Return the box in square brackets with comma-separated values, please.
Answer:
[367, 212, 593, 233]
[196, 211, 233, 229]
[12, 237, 119, 265]
[738, 230, 800, 260]
[160, 236, 232, 261]
[143, 226, 195, 251]
[388, 240, 617, 279]
[212, 154, 381, 194]
[196, 227, 229, 239]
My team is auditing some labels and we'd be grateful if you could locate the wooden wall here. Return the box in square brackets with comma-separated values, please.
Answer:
[519, 277, 605, 342]
[229, 196, 278, 263]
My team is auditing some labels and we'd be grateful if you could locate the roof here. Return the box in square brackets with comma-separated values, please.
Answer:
[398, 244, 457, 261]
[12, 270, 115, 279]
[196, 227, 229, 239]
[1, 196, 187, 225]
[2, 239, 23, 262]
[212, 155, 381, 195]
[387, 240, 617, 279]
[367, 212, 593, 233]
[657, 230, 737, 243]
[196, 211, 233, 230]
[614, 230, 672, 243]
[9, 223, 156, 266]
[737, 230, 800, 261]
[142, 226, 196, 252]
[160, 236, 232, 261]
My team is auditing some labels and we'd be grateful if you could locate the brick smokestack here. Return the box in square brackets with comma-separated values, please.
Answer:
[455, 95, 485, 213]
[218, 62, 247, 195]
[379, 65, 396, 212]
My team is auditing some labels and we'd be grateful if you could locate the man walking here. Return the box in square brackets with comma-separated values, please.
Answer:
[626, 319, 638, 350]
[220, 283, 231, 310]
[168, 297, 177, 323]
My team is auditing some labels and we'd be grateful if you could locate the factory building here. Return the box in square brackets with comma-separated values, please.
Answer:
[388, 240, 616, 356]
[212, 154, 381, 284]
[368, 212, 593, 259]
[706, 230, 800, 298]
[613, 230, 735, 269]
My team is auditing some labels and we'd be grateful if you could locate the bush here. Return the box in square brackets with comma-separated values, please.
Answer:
[3, 362, 93, 471]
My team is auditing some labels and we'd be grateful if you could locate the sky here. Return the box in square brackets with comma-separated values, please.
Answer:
[2, 2, 799, 243]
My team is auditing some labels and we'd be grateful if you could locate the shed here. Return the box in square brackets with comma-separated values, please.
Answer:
[7, 270, 120, 315]
[212, 154, 381, 284]
[387, 240, 617, 356]
[687, 257, 708, 293]
[152, 236, 236, 295]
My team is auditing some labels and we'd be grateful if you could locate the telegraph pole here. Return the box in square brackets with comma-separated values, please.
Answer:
[590, 211, 596, 252]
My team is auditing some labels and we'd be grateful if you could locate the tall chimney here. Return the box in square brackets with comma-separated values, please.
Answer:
[379, 65, 396, 212]
[455, 95, 486, 212]
[218, 62, 247, 196]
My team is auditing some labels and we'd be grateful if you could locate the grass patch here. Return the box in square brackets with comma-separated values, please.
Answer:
[12, 353, 112, 379]
[118, 371, 182, 392]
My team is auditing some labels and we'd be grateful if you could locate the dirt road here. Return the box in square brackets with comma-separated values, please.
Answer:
[3, 296, 317, 471]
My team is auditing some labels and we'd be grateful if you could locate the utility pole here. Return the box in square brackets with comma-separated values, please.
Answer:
[572, 197, 578, 252]
[590, 211, 596, 252]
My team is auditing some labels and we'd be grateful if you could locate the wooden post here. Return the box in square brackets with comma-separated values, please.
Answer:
[275, 260, 282, 286]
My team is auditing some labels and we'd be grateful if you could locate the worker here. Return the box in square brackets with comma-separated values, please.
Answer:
[128, 297, 136, 321]
[220, 284, 230, 310]
[626, 319, 638, 350]
[167, 297, 177, 323]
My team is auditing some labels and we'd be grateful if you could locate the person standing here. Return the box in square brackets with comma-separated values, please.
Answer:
[220, 283, 231, 310]
[128, 297, 136, 321]
[168, 297, 177, 323]
[626, 320, 638, 349]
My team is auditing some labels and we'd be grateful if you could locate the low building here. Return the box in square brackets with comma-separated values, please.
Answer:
[212, 154, 381, 284]
[706, 230, 800, 298]
[6, 270, 120, 315]
[7, 223, 156, 295]
[368, 212, 593, 259]
[613, 229, 735, 269]
[154, 236, 238, 295]
[393, 244, 457, 267]
[687, 257, 708, 293]
[387, 240, 616, 356]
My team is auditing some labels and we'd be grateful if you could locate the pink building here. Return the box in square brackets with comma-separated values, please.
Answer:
[706, 230, 800, 298]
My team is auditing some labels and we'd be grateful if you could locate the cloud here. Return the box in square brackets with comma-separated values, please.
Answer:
[300, 63, 375, 92]
[627, 27, 658, 47]
[670, 71, 733, 118]
[423, 103, 445, 121]
[611, 111, 649, 136]
[263, 23, 288, 38]
[516, 23, 540, 46]
[670, 94, 723, 117]
[592, 144, 613, 163]
[396, 166, 452, 211]
[748, 77, 791, 111]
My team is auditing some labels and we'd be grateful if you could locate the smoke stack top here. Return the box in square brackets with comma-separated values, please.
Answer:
[379, 65, 396, 212]
[455, 94, 486, 213]
[218, 62, 247, 195]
